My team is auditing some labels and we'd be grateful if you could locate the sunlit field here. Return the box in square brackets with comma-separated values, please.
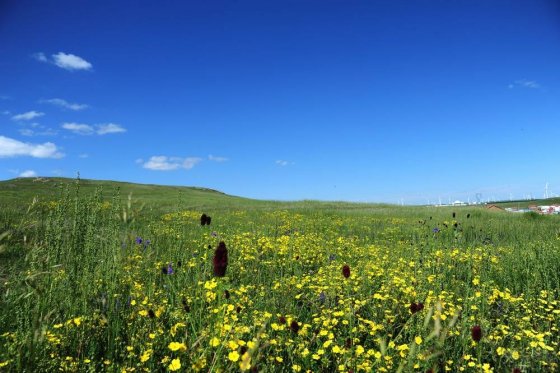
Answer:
[1, 181, 559, 372]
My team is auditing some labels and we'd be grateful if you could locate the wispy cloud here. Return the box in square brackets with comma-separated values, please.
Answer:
[0, 135, 64, 158]
[33, 52, 48, 62]
[19, 170, 37, 177]
[40, 98, 89, 111]
[97, 123, 126, 134]
[12, 110, 44, 121]
[61, 122, 126, 135]
[508, 79, 541, 89]
[276, 160, 293, 166]
[208, 154, 228, 162]
[19, 127, 58, 137]
[34, 52, 92, 71]
[142, 156, 202, 171]
[62, 122, 95, 135]
[79, 153, 89, 158]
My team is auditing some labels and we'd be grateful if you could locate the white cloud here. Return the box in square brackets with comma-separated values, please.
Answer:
[79, 153, 89, 158]
[33, 52, 48, 62]
[276, 160, 291, 166]
[142, 156, 202, 171]
[61, 122, 126, 135]
[183, 157, 202, 169]
[97, 123, 126, 135]
[208, 154, 228, 162]
[12, 111, 45, 121]
[62, 122, 95, 135]
[34, 52, 93, 71]
[52, 52, 92, 71]
[41, 98, 88, 111]
[509, 79, 541, 89]
[19, 170, 37, 177]
[0, 136, 64, 158]
[19, 129, 35, 137]
[19, 127, 58, 137]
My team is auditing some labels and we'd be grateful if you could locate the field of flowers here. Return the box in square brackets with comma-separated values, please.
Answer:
[1, 187, 560, 372]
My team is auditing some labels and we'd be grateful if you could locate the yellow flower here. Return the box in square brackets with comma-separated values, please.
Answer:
[73, 317, 82, 326]
[239, 352, 251, 371]
[415, 336, 423, 345]
[168, 342, 187, 352]
[228, 351, 240, 362]
[511, 351, 520, 360]
[140, 349, 152, 363]
[496, 347, 505, 356]
[292, 364, 301, 372]
[355, 345, 364, 356]
[211, 337, 221, 347]
[332, 345, 342, 354]
[168, 358, 181, 371]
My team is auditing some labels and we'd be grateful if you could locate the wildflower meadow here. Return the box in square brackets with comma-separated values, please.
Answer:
[1, 179, 559, 372]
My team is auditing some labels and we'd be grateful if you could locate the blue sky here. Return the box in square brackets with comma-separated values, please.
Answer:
[1, 0, 559, 204]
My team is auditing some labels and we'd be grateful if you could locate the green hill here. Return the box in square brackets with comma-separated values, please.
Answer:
[0, 177, 258, 211]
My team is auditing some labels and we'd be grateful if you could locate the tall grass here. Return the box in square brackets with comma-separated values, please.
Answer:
[1, 181, 559, 372]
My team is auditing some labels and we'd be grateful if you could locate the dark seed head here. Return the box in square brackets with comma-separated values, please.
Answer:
[471, 325, 482, 342]
[345, 337, 352, 348]
[452, 212, 456, 218]
[177, 260, 182, 267]
[290, 320, 299, 334]
[409, 303, 419, 314]
[224, 290, 230, 299]
[201, 213, 208, 226]
[148, 309, 155, 318]
[161, 266, 168, 275]
[236, 306, 241, 313]
[278, 316, 286, 325]
[213, 241, 228, 277]
[342, 264, 351, 279]
[467, 213, 470, 219]
[240, 346, 248, 355]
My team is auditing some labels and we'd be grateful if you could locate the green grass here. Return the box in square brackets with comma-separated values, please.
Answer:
[1, 178, 559, 372]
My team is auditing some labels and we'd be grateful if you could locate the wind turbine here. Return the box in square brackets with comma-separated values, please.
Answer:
[544, 182, 549, 199]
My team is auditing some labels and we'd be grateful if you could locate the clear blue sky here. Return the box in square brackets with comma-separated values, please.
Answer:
[1, 0, 559, 204]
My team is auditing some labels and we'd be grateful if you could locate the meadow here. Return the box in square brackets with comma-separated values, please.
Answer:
[1, 178, 559, 372]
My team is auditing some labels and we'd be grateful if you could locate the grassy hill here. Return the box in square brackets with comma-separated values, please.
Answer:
[0, 177, 262, 212]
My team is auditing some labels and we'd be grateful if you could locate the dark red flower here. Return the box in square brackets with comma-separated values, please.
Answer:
[290, 320, 299, 334]
[224, 290, 230, 299]
[201, 213, 208, 226]
[409, 302, 419, 314]
[278, 316, 286, 325]
[213, 241, 228, 277]
[417, 302, 424, 311]
[471, 325, 482, 342]
[342, 264, 351, 278]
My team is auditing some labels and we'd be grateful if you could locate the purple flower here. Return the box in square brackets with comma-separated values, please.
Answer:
[135, 237, 143, 244]
[432, 227, 440, 233]
[167, 263, 174, 275]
